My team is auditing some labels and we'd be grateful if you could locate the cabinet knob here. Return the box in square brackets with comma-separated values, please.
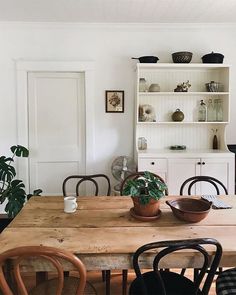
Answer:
[202, 162, 205, 165]
[197, 162, 201, 165]
[150, 162, 155, 165]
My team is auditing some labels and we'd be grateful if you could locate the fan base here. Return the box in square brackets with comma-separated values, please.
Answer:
[114, 183, 121, 191]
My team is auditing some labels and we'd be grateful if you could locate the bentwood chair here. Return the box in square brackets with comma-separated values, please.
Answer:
[216, 267, 236, 295]
[62, 174, 111, 295]
[62, 174, 111, 197]
[0, 245, 97, 295]
[120, 171, 168, 295]
[179, 175, 227, 278]
[129, 238, 222, 295]
[180, 175, 228, 196]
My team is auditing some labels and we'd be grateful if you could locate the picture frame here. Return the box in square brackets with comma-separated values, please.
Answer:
[105, 90, 124, 113]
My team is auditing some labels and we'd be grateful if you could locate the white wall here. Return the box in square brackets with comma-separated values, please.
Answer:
[0, 22, 236, 193]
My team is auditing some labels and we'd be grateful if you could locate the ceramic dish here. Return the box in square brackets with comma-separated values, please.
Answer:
[130, 207, 161, 221]
[166, 198, 211, 223]
[170, 145, 186, 150]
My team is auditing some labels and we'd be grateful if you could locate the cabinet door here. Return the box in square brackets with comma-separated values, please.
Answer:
[138, 158, 167, 182]
[200, 158, 233, 194]
[168, 159, 200, 195]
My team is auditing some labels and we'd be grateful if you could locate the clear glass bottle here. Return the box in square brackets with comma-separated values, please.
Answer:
[198, 100, 207, 122]
[138, 137, 147, 150]
[139, 78, 148, 92]
[215, 98, 223, 122]
[207, 99, 216, 121]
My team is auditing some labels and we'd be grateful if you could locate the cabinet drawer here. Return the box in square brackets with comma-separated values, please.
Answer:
[138, 158, 167, 172]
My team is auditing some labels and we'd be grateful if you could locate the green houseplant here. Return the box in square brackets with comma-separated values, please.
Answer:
[122, 171, 168, 217]
[0, 145, 42, 218]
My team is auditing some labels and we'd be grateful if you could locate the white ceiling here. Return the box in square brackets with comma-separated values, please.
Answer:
[0, 0, 236, 23]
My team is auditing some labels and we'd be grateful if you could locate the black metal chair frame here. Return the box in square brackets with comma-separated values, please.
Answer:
[180, 175, 228, 196]
[62, 174, 111, 197]
[62, 173, 111, 295]
[129, 238, 222, 295]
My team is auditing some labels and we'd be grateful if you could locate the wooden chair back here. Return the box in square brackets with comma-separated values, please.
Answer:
[0, 246, 87, 295]
[62, 174, 111, 197]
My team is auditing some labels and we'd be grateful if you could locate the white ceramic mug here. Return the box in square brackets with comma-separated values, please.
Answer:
[64, 196, 78, 213]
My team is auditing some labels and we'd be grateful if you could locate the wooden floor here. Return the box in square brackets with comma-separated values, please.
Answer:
[22, 269, 216, 295]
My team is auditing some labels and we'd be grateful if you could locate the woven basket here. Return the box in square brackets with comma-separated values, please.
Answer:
[172, 52, 193, 63]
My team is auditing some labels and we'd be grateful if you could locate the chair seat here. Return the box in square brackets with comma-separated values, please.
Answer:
[216, 268, 236, 295]
[30, 276, 97, 295]
[129, 271, 202, 295]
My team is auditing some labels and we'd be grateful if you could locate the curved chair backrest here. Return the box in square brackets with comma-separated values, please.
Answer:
[120, 171, 168, 196]
[0, 246, 86, 295]
[62, 174, 111, 197]
[180, 175, 228, 195]
[131, 238, 222, 295]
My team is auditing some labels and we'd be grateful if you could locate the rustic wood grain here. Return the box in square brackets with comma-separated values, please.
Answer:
[1, 195, 236, 271]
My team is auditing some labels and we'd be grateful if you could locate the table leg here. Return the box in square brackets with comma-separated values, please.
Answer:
[36, 271, 48, 285]
[105, 270, 110, 295]
[122, 269, 128, 295]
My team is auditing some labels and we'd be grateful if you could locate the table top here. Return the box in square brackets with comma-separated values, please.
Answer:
[0, 195, 236, 270]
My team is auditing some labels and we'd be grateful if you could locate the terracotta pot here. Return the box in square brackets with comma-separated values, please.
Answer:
[132, 196, 160, 217]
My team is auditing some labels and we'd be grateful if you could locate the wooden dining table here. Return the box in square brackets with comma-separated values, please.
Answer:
[0, 195, 236, 272]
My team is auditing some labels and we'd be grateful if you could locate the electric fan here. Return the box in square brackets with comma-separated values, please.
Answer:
[111, 156, 137, 192]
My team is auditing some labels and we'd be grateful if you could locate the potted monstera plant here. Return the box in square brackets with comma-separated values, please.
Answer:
[0, 145, 42, 218]
[122, 171, 168, 218]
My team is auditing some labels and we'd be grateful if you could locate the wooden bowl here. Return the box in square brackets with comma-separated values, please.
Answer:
[166, 198, 211, 223]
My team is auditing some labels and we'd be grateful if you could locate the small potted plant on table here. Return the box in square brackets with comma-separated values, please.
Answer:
[121, 171, 168, 219]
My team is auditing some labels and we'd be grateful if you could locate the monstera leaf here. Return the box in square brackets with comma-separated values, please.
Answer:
[10, 145, 29, 157]
[4, 180, 26, 218]
[0, 156, 16, 183]
[0, 145, 42, 218]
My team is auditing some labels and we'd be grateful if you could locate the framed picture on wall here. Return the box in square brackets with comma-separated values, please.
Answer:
[105, 90, 124, 113]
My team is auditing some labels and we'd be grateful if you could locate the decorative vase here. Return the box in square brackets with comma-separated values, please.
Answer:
[213, 135, 218, 149]
[172, 109, 184, 122]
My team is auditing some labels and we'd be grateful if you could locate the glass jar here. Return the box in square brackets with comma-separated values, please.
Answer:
[138, 137, 147, 150]
[198, 100, 207, 122]
[207, 99, 216, 121]
[139, 78, 148, 92]
[215, 99, 223, 122]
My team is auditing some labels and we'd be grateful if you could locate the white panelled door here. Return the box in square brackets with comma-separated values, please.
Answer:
[28, 72, 85, 195]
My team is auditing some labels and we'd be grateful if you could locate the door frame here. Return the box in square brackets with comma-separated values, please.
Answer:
[16, 61, 95, 192]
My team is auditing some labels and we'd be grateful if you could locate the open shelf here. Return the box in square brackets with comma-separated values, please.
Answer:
[138, 92, 229, 96]
[137, 121, 228, 125]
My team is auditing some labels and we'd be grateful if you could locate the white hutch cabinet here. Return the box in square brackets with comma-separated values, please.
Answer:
[135, 63, 235, 195]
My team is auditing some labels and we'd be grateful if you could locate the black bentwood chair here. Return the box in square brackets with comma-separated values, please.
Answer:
[179, 175, 227, 278]
[180, 175, 228, 196]
[62, 174, 111, 197]
[129, 238, 222, 295]
[62, 174, 111, 295]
